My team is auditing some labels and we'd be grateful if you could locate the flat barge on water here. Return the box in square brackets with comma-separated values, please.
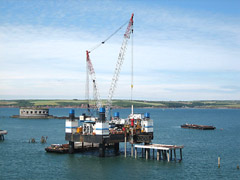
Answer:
[181, 123, 216, 130]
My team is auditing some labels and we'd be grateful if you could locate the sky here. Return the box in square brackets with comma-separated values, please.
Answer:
[0, 0, 240, 101]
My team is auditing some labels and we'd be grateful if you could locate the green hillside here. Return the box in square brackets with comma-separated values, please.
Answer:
[0, 99, 240, 109]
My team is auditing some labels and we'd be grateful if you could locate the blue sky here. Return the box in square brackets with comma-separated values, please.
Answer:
[0, 0, 240, 100]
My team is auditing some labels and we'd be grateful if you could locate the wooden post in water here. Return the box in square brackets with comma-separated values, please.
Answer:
[135, 147, 137, 159]
[218, 157, 220, 168]
[157, 150, 160, 161]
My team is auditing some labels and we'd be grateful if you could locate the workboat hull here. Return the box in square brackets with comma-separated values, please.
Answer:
[181, 124, 216, 130]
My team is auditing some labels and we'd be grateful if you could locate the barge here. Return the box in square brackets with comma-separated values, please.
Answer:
[181, 123, 216, 130]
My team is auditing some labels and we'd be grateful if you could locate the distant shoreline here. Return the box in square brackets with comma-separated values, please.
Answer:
[1, 99, 240, 109]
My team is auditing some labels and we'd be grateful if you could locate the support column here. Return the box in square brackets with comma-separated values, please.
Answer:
[157, 150, 160, 161]
[131, 144, 134, 157]
[170, 150, 172, 160]
[124, 136, 127, 158]
[69, 141, 75, 154]
[142, 148, 144, 158]
[167, 150, 170, 162]
[160, 150, 162, 160]
[174, 149, 176, 161]
[99, 143, 105, 157]
[152, 149, 155, 159]
[135, 148, 137, 159]
[114, 143, 119, 155]
[163, 150, 166, 160]
[146, 149, 149, 160]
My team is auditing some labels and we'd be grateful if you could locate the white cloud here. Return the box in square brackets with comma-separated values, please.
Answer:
[0, 3, 240, 100]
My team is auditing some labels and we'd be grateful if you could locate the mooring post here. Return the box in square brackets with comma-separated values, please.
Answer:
[174, 149, 176, 161]
[157, 150, 160, 161]
[135, 147, 137, 159]
[218, 157, 220, 168]
[167, 150, 170, 162]
[180, 148, 182, 160]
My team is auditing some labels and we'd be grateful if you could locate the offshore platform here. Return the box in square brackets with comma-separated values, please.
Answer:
[65, 108, 153, 157]
[64, 13, 152, 156]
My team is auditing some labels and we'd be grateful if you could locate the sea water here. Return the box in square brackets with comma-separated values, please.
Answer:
[0, 108, 240, 179]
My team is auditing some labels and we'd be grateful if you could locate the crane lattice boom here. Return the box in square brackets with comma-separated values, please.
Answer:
[106, 13, 134, 118]
[86, 50, 102, 111]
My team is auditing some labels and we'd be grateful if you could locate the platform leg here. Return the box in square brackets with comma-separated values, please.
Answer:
[114, 143, 119, 155]
[146, 149, 149, 160]
[69, 141, 74, 154]
[131, 144, 134, 157]
[99, 143, 105, 157]
[124, 136, 127, 158]
[152, 149, 155, 159]
[135, 148, 137, 159]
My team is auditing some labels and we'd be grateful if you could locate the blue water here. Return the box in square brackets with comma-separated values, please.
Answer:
[0, 108, 240, 179]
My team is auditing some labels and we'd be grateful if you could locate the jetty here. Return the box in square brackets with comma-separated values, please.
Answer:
[0, 130, 7, 140]
[134, 144, 183, 162]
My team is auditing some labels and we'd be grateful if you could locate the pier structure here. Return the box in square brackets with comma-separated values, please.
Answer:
[0, 130, 7, 140]
[134, 144, 184, 162]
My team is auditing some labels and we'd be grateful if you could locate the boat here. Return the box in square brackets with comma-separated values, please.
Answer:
[181, 123, 216, 130]
[45, 144, 69, 153]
